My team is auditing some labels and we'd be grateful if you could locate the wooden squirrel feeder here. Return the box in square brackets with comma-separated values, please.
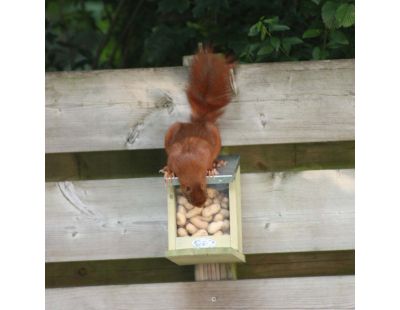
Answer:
[165, 155, 245, 265]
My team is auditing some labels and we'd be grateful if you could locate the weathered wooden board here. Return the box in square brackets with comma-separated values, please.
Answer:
[46, 169, 354, 262]
[46, 275, 355, 309]
[46, 250, 354, 288]
[46, 59, 354, 153]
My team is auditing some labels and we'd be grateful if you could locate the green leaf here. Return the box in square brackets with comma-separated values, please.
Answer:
[311, 0, 321, 5]
[302, 28, 322, 39]
[248, 23, 260, 36]
[282, 43, 291, 54]
[335, 4, 355, 28]
[320, 49, 329, 59]
[282, 37, 303, 45]
[270, 37, 280, 51]
[257, 44, 274, 56]
[281, 36, 303, 53]
[281, 38, 292, 54]
[263, 16, 279, 25]
[260, 25, 268, 40]
[270, 24, 290, 32]
[329, 30, 349, 46]
[249, 43, 260, 53]
[312, 46, 321, 59]
[322, 1, 339, 29]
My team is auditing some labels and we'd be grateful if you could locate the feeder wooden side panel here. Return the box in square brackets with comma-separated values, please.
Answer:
[228, 178, 239, 251]
[167, 184, 177, 251]
[235, 167, 243, 253]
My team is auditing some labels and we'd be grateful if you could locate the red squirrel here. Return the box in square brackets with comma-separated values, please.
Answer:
[162, 48, 233, 206]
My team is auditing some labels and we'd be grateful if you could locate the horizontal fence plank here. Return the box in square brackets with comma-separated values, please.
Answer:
[46, 275, 355, 309]
[46, 141, 354, 181]
[46, 169, 354, 262]
[237, 250, 354, 280]
[46, 257, 195, 288]
[46, 59, 354, 153]
[46, 250, 354, 288]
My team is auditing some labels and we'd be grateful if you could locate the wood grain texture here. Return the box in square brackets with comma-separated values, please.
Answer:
[46, 250, 354, 288]
[237, 250, 354, 280]
[46, 169, 354, 262]
[46, 59, 354, 153]
[46, 275, 355, 309]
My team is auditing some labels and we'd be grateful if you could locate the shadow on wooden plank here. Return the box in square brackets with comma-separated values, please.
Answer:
[46, 141, 354, 181]
[46, 250, 354, 288]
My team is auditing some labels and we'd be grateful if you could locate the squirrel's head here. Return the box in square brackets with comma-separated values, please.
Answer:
[170, 151, 208, 207]
[177, 162, 207, 206]
[180, 180, 207, 207]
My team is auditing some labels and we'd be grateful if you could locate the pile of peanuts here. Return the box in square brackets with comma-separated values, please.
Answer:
[176, 187, 230, 237]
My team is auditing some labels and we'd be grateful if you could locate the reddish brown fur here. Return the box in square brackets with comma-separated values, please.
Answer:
[187, 48, 233, 123]
[163, 49, 233, 206]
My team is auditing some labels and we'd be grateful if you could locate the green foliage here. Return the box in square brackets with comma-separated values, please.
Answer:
[244, 0, 354, 62]
[46, 0, 354, 71]
[242, 16, 302, 62]
[335, 4, 355, 27]
[303, 29, 322, 39]
[322, 1, 340, 29]
[158, 0, 190, 14]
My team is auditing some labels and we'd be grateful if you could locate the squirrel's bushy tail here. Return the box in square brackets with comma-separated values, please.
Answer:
[186, 48, 233, 123]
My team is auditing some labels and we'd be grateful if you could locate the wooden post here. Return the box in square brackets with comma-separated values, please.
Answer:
[195, 263, 237, 281]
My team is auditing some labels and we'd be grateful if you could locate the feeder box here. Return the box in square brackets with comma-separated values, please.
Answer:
[165, 155, 245, 265]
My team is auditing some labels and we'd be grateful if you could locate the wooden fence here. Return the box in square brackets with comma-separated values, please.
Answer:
[45, 58, 355, 309]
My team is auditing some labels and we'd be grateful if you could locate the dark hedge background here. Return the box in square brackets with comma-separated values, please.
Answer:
[46, 0, 354, 71]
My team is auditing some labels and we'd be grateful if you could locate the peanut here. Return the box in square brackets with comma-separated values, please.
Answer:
[177, 196, 188, 205]
[176, 212, 186, 226]
[193, 229, 208, 237]
[220, 209, 230, 219]
[208, 221, 224, 234]
[205, 198, 213, 206]
[177, 227, 188, 237]
[200, 215, 213, 222]
[202, 203, 221, 218]
[207, 188, 218, 198]
[190, 216, 209, 230]
[222, 219, 230, 232]
[186, 207, 202, 219]
[213, 213, 224, 222]
[184, 202, 195, 210]
[213, 230, 223, 236]
[186, 223, 198, 235]
[177, 205, 186, 215]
